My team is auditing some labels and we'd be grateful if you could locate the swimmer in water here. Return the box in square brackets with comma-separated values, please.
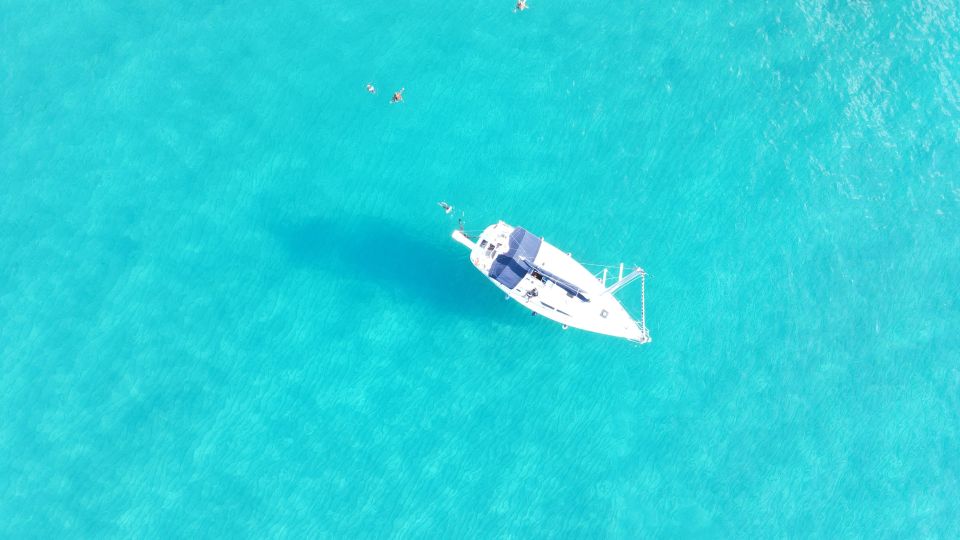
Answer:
[391, 87, 405, 103]
[366, 83, 376, 94]
[515, 0, 528, 12]
[438, 201, 453, 214]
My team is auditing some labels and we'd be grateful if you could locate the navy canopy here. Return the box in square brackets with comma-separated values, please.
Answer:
[488, 227, 542, 290]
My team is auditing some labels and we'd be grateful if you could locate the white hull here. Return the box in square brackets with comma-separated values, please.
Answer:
[453, 222, 651, 343]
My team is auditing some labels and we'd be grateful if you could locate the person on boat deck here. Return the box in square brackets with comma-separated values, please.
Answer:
[515, 0, 528, 11]
[391, 88, 405, 103]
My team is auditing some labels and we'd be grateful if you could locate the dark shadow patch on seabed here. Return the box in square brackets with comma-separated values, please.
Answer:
[270, 216, 513, 321]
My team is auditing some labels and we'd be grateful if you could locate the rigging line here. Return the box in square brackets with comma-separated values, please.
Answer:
[577, 260, 642, 269]
[577, 261, 640, 272]
[517, 233, 609, 277]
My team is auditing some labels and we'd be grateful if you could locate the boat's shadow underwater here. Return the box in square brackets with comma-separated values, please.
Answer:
[273, 217, 513, 321]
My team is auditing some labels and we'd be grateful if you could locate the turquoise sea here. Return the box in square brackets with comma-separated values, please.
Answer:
[2, 0, 959, 536]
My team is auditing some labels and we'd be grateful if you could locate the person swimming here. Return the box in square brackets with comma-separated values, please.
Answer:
[438, 201, 453, 214]
[515, 0, 528, 12]
[366, 83, 376, 94]
[391, 87, 405, 103]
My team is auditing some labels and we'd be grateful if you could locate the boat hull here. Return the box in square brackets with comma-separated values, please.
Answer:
[454, 222, 650, 343]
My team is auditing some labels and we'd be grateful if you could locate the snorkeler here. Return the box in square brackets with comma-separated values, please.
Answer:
[515, 0, 528, 12]
[391, 87, 405, 103]
[366, 83, 376, 94]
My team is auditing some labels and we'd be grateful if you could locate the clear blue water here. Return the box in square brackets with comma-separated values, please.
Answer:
[2, 0, 959, 536]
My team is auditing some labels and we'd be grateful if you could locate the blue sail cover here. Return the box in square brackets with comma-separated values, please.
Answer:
[488, 227, 542, 290]
[521, 260, 591, 302]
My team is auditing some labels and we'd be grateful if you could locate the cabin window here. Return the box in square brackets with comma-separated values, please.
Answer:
[480, 239, 488, 248]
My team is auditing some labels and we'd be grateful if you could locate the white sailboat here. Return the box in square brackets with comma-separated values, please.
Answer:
[452, 221, 651, 343]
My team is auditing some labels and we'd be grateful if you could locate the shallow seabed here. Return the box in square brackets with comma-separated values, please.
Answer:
[2, 0, 959, 536]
